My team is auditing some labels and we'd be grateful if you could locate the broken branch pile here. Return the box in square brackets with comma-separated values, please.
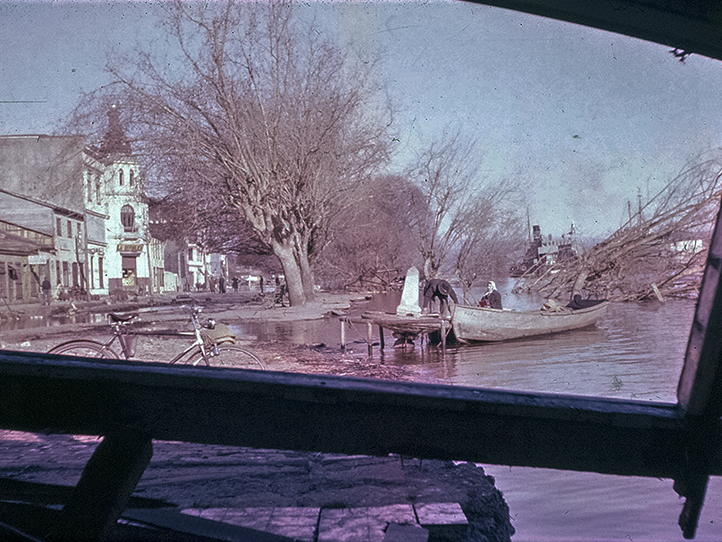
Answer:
[515, 154, 722, 302]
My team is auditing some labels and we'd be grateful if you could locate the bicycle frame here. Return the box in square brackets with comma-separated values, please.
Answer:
[118, 305, 224, 364]
[49, 305, 246, 367]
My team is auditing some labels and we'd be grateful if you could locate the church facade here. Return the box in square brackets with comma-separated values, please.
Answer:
[0, 105, 167, 302]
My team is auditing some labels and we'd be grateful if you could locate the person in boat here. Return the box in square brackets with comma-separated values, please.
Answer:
[567, 293, 607, 310]
[479, 281, 503, 309]
[422, 278, 459, 316]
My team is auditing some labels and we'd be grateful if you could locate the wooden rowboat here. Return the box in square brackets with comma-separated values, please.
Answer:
[451, 300, 609, 342]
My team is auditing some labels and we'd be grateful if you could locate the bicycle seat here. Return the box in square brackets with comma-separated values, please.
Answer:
[108, 312, 138, 323]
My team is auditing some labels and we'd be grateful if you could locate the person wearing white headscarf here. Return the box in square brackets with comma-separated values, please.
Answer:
[480, 281, 503, 309]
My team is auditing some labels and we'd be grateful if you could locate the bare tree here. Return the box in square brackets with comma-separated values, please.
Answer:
[405, 129, 481, 279]
[148, 193, 271, 257]
[315, 175, 421, 290]
[405, 129, 526, 282]
[67, 1, 391, 306]
[453, 202, 526, 303]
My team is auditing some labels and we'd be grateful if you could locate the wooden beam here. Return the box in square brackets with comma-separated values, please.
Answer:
[470, 0, 722, 63]
[0, 351, 710, 480]
[678, 201, 722, 418]
[49, 431, 152, 541]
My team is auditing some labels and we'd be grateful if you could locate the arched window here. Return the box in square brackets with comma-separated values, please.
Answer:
[119, 169, 124, 186]
[120, 204, 135, 232]
[130, 170, 135, 187]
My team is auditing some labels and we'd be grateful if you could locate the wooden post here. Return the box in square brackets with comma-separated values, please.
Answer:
[441, 321, 447, 354]
[50, 431, 153, 541]
[379, 325, 385, 349]
[367, 323, 374, 356]
[340, 319, 346, 352]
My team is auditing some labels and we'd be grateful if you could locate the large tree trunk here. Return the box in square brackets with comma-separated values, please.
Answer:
[273, 242, 306, 306]
[423, 257, 440, 281]
[295, 236, 316, 302]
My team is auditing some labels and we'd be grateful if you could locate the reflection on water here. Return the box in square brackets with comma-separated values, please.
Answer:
[231, 284, 692, 402]
[0, 311, 105, 331]
[435, 300, 692, 402]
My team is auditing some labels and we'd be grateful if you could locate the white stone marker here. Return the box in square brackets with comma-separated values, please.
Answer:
[396, 267, 422, 317]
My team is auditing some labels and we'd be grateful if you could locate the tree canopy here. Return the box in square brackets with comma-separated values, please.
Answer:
[67, 1, 392, 305]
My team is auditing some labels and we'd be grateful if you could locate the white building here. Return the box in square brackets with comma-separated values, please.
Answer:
[0, 106, 161, 302]
[89, 105, 154, 296]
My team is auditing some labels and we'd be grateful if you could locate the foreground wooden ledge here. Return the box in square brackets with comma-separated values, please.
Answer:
[0, 350, 705, 479]
[0, 350, 719, 540]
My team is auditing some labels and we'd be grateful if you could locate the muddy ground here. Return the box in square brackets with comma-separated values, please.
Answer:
[0, 292, 514, 541]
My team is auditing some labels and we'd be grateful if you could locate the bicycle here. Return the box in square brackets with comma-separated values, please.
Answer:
[47, 305, 265, 370]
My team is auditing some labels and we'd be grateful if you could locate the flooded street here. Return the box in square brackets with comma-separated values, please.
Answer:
[229, 282, 721, 541]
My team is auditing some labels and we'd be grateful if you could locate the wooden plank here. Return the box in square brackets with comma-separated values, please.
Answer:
[0, 350, 706, 479]
[48, 431, 153, 542]
[471, 0, 722, 63]
[677, 201, 722, 417]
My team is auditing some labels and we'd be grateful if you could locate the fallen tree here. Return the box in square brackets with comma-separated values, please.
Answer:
[514, 152, 722, 302]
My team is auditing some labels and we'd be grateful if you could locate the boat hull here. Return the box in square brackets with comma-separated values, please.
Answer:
[451, 301, 609, 342]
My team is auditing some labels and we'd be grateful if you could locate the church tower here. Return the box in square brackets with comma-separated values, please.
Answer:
[98, 105, 152, 295]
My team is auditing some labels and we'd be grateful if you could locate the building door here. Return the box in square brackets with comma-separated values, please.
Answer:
[122, 256, 137, 287]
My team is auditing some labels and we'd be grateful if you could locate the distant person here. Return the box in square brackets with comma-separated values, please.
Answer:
[219, 275, 226, 294]
[231, 276, 239, 293]
[422, 278, 458, 316]
[41, 276, 52, 305]
[259, 276, 265, 295]
[209, 275, 216, 293]
[480, 281, 503, 309]
[274, 280, 288, 307]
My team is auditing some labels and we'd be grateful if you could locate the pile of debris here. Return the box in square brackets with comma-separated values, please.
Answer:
[514, 155, 722, 302]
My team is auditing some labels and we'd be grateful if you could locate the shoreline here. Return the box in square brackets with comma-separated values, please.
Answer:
[0, 290, 515, 541]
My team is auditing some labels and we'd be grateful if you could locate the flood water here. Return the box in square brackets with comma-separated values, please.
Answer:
[230, 280, 722, 541]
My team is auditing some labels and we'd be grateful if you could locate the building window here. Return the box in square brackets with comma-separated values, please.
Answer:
[67, 220, 72, 238]
[119, 169, 124, 186]
[87, 172, 92, 202]
[120, 204, 135, 232]
[96, 175, 101, 204]
[130, 170, 135, 187]
[56, 218, 62, 236]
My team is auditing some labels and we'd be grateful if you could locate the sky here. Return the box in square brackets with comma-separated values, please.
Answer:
[2, 0, 722, 238]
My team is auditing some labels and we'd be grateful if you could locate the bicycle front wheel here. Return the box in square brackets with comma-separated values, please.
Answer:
[192, 343, 265, 370]
[48, 340, 119, 360]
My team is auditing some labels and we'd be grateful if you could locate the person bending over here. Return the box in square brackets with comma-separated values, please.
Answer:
[422, 278, 459, 316]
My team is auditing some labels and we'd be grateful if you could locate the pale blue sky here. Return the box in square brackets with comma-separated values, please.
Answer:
[2, 0, 722, 237]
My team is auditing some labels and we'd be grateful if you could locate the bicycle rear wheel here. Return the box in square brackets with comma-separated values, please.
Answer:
[192, 343, 265, 370]
[48, 340, 119, 359]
